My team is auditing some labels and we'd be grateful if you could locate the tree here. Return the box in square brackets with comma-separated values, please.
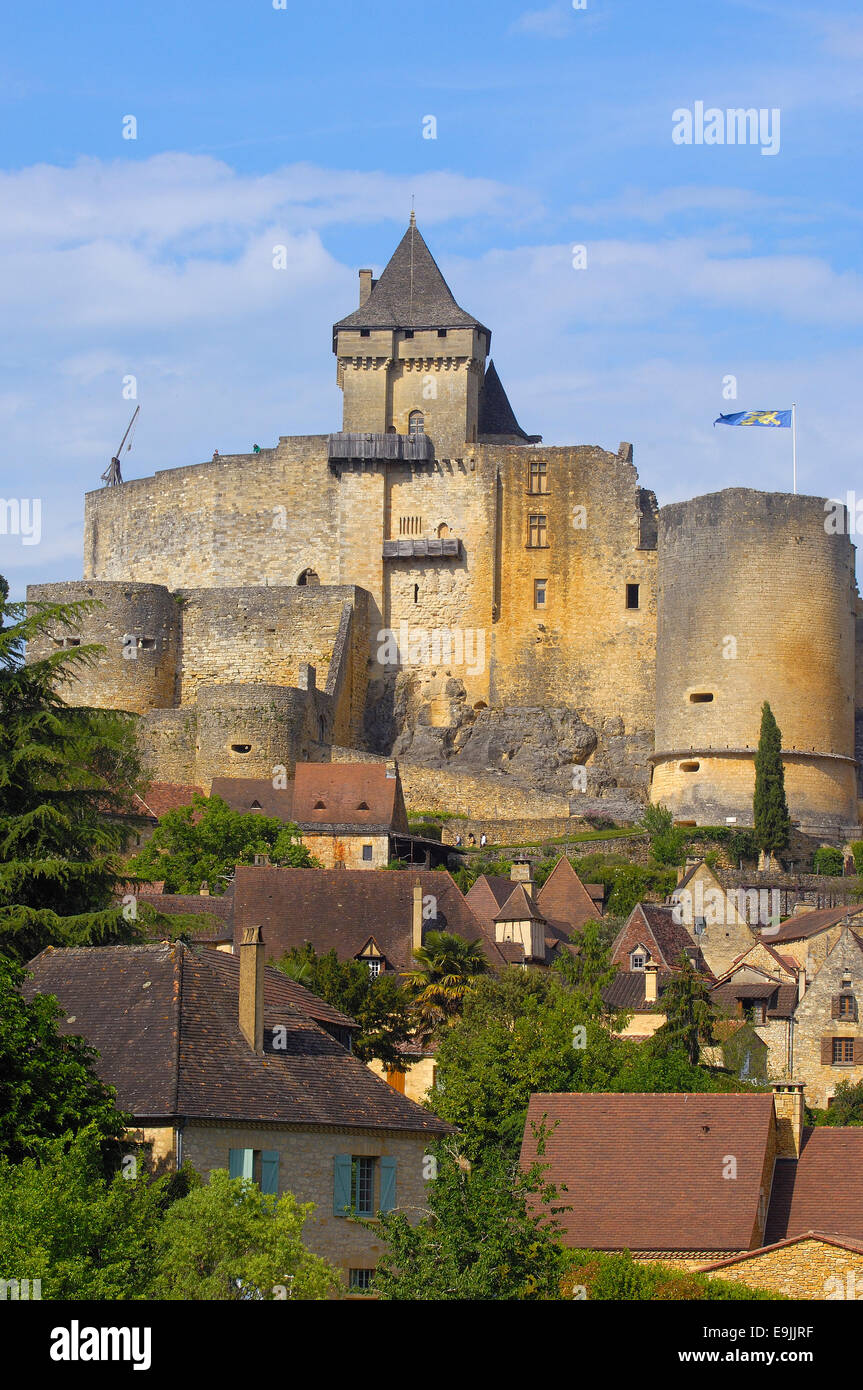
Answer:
[273, 944, 414, 1066]
[649, 952, 718, 1066]
[0, 1128, 190, 1300]
[641, 801, 687, 867]
[0, 594, 146, 961]
[403, 930, 490, 1045]
[127, 793, 317, 894]
[552, 919, 619, 1017]
[366, 1137, 568, 1300]
[0, 955, 128, 1163]
[150, 1169, 340, 1300]
[813, 1079, 863, 1126]
[753, 701, 791, 861]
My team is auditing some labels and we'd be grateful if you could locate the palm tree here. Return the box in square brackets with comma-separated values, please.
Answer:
[403, 931, 489, 1045]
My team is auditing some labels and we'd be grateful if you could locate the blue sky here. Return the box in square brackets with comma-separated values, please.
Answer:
[2, 0, 863, 595]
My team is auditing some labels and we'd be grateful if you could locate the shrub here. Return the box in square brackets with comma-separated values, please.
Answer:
[812, 845, 844, 877]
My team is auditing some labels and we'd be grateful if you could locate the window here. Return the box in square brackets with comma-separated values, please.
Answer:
[360, 328, 370, 338]
[314, 800, 326, 810]
[362, 844, 373, 862]
[231, 744, 252, 754]
[529, 460, 548, 494]
[139, 637, 156, 650]
[838, 994, 856, 1020]
[352, 1157, 375, 1216]
[528, 513, 547, 548]
[680, 761, 700, 772]
[404, 330, 414, 339]
[348, 1269, 375, 1291]
[631, 952, 646, 971]
[399, 515, 423, 535]
[408, 410, 424, 435]
[626, 583, 640, 610]
[366, 957, 382, 977]
[833, 1038, 855, 1064]
[297, 568, 320, 586]
[534, 579, 547, 609]
[385, 1066, 406, 1094]
[357, 801, 370, 811]
[437, 328, 447, 338]
[229, 1148, 279, 1195]
[690, 692, 714, 703]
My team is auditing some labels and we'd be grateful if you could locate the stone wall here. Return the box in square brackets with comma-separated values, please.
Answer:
[787, 928, 863, 1107]
[701, 1237, 863, 1299]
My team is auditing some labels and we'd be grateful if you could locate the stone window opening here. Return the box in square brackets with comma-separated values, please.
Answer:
[362, 844, 373, 861]
[437, 522, 450, 538]
[318, 716, 327, 742]
[625, 583, 640, 610]
[138, 637, 156, 650]
[399, 516, 423, 535]
[689, 692, 714, 703]
[297, 568, 320, 586]
[630, 947, 648, 971]
[357, 801, 370, 811]
[529, 460, 548, 495]
[534, 578, 547, 609]
[405, 330, 415, 340]
[349, 1269, 375, 1291]
[437, 328, 447, 338]
[230, 743, 252, 754]
[680, 761, 700, 772]
[527, 514, 548, 548]
[314, 800, 326, 810]
[413, 583, 419, 604]
[408, 410, 424, 435]
[832, 1037, 855, 1064]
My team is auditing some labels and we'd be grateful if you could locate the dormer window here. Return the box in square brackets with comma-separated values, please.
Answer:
[357, 801, 370, 811]
[630, 947, 648, 971]
[314, 800, 326, 810]
[408, 410, 424, 436]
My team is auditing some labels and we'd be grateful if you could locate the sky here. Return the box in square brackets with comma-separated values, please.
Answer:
[2, 0, 863, 597]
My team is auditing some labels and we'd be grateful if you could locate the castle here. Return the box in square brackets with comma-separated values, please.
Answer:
[28, 216, 863, 838]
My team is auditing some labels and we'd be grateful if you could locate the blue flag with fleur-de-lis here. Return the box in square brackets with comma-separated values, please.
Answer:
[714, 409, 792, 428]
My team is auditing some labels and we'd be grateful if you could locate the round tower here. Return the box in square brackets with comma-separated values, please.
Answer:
[652, 489, 859, 837]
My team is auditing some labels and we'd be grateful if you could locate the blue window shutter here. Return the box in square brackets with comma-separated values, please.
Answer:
[379, 1156, 397, 1213]
[228, 1148, 244, 1179]
[261, 1151, 279, 1196]
[333, 1154, 352, 1217]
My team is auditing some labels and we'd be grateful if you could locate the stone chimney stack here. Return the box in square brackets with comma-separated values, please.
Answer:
[412, 879, 424, 954]
[510, 859, 534, 896]
[239, 924, 265, 1054]
[772, 1081, 805, 1158]
[359, 269, 373, 306]
[644, 959, 659, 1003]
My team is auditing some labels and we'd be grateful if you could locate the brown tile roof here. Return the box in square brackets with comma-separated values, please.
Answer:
[495, 883, 545, 924]
[766, 905, 863, 944]
[290, 762, 408, 833]
[536, 857, 603, 935]
[611, 902, 711, 976]
[520, 1092, 775, 1251]
[765, 1129, 863, 1244]
[464, 875, 518, 933]
[602, 970, 672, 1014]
[232, 865, 506, 973]
[133, 783, 203, 819]
[210, 778, 295, 821]
[23, 944, 448, 1134]
[136, 890, 234, 943]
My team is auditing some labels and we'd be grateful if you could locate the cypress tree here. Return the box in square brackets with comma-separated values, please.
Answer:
[753, 701, 791, 860]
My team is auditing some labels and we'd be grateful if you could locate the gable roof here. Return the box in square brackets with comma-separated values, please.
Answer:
[520, 1092, 775, 1251]
[23, 944, 448, 1135]
[464, 874, 517, 930]
[702, 1229, 863, 1274]
[765, 1128, 863, 1244]
[132, 783, 203, 819]
[137, 889, 234, 944]
[611, 902, 710, 975]
[232, 865, 506, 973]
[333, 221, 488, 338]
[672, 859, 719, 894]
[602, 969, 672, 1014]
[536, 857, 602, 936]
[290, 761, 408, 833]
[210, 778, 295, 821]
[495, 883, 545, 924]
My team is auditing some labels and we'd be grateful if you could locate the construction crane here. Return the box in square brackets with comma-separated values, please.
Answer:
[101, 405, 140, 486]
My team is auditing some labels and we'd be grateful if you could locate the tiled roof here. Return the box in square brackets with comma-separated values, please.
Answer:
[23, 944, 448, 1134]
[232, 865, 506, 974]
[210, 778, 295, 821]
[765, 1129, 863, 1244]
[602, 970, 672, 1013]
[464, 875, 518, 931]
[137, 890, 234, 943]
[520, 1092, 775, 1251]
[767, 905, 863, 943]
[290, 762, 408, 832]
[133, 783, 203, 819]
[334, 222, 488, 335]
[495, 883, 545, 924]
[537, 857, 603, 936]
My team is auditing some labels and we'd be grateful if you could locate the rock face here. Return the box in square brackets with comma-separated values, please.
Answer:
[364, 669, 650, 817]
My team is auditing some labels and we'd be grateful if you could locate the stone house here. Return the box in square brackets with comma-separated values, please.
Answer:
[669, 858, 758, 977]
[604, 901, 712, 1039]
[465, 857, 601, 966]
[520, 1084, 863, 1297]
[23, 935, 450, 1293]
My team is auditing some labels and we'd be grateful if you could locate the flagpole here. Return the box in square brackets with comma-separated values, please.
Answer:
[792, 402, 797, 494]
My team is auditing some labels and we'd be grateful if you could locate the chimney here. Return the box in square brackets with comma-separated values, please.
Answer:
[239, 924, 265, 1053]
[644, 959, 659, 1003]
[412, 878, 425, 954]
[359, 269, 373, 306]
[199, 881, 210, 896]
[772, 1081, 805, 1158]
[510, 859, 534, 896]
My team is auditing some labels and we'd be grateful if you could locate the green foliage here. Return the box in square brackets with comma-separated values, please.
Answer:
[127, 793, 316, 894]
[367, 1138, 568, 1300]
[850, 842, 863, 877]
[551, 920, 619, 1017]
[650, 952, 719, 1066]
[150, 1168, 340, 1300]
[408, 819, 442, 841]
[641, 801, 688, 866]
[0, 595, 147, 961]
[812, 845, 844, 877]
[449, 854, 513, 893]
[753, 701, 791, 858]
[403, 930, 490, 1045]
[565, 1248, 785, 1300]
[0, 955, 128, 1164]
[808, 1079, 863, 1126]
[0, 1129, 191, 1300]
[273, 945, 413, 1066]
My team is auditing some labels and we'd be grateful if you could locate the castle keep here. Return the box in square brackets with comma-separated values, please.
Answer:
[28, 218, 863, 837]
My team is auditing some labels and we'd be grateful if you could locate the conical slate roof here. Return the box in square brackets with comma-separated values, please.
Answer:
[334, 219, 490, 337]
